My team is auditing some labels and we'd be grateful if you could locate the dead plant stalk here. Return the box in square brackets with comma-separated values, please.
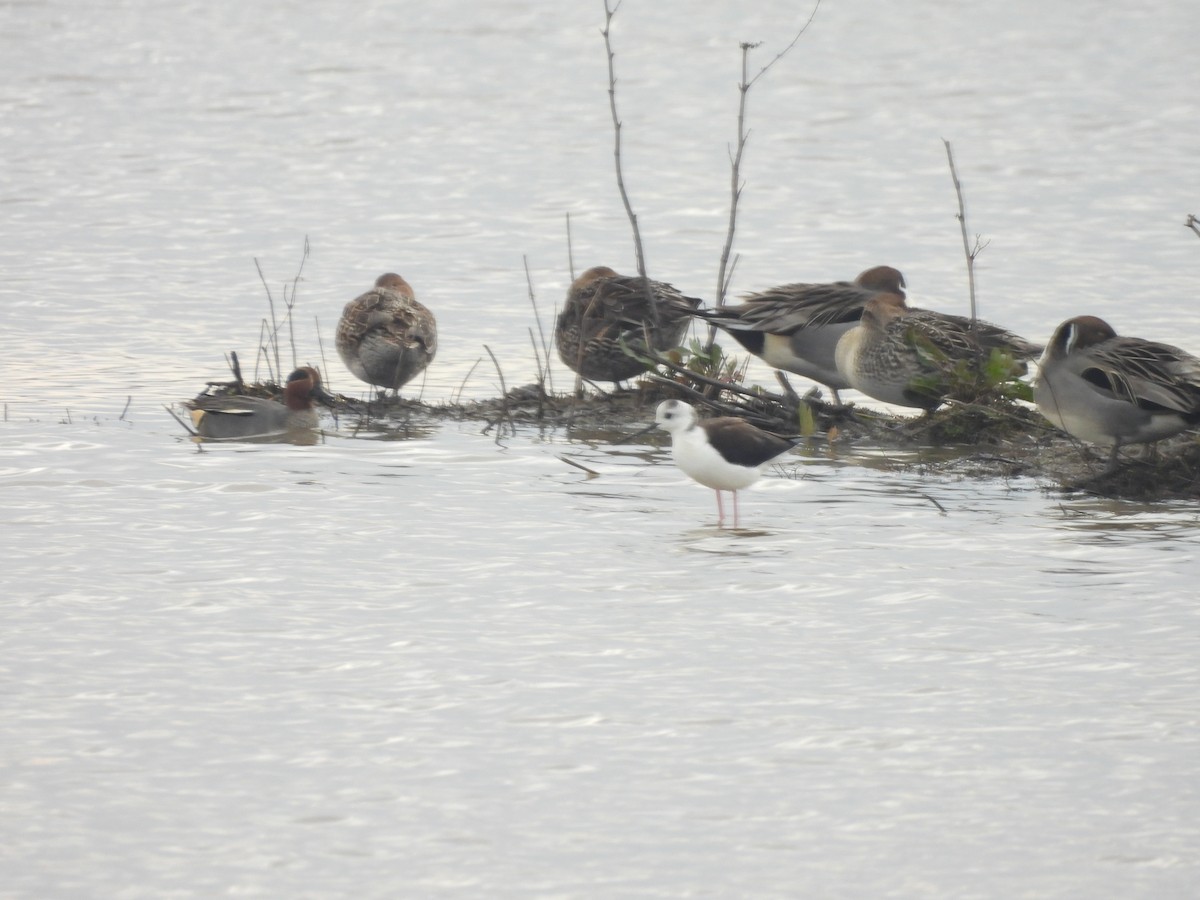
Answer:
[715, 0, 821, 308]
[942, 139, 989, 324]
[704, 2, 821, 354]
[601, 0, 658, 321]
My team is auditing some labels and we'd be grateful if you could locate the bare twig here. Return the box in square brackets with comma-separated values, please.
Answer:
[524, 255, 554, 395]
[745, 0, 822, 91]
[283, 237, 310, 370]
[228, 350, 244, 389]
[314, 319, 339, 432]
[942, 138, 989, 323]
[642, 374, 791, 430]
[254, 258, 282, 381]
[644, 351, 781, 405]
[314, 316, 331, 394]
[452, 358, 481, 406]
[415, 362, 429, 403]
[558, 454, 600, 477]
[483, 344, 515, 440]
[714, 41, 758, 312]
[565, 212, 576, 282]
[255, 319, 275, 384]
[601, 0, 657, 320]
[709, 1, 821, 350]
[529, 328, 545, 387]
[920, 493, 948, 514]
[119, 395, 132, 421]
[774, 370, 802, 406]
[164, 403, 197, 436]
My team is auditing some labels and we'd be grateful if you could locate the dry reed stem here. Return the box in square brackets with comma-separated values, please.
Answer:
[255, 319, 275, 384]
[524, 255, 554, 395]
[283, 237, 310, 371]
[483, 344, 515, 440]
[452, 358, 482, 406]
[565, 212, 576, 282]
[254, 258, 282, 381]
[164, 404, 198, 436]
[314, 315, 331, 394]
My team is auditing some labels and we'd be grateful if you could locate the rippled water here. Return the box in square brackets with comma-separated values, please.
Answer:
[3, 0, 1199, 897]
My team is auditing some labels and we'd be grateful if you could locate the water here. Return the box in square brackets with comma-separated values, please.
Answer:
[2, 1, 1200, 897]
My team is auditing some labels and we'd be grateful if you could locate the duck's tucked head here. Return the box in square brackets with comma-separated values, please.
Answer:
[374, 273, 415, 298]
[283, 366, 337, 411]
[859, 293, 909, 332]
[1049, 315, 1117, 359]
[855, 265, 906, 297]
[654, 399, 698, 434]
[572, 266, 620, 293]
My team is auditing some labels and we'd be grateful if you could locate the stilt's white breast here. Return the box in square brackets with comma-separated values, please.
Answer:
[670, 426, 763, 491]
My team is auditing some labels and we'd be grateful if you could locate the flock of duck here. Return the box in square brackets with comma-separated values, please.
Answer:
[185, 265, 1200, 524]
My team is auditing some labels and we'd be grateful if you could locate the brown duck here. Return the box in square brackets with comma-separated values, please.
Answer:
[555, 266, 702, 386]
[336, 273, 437, 393]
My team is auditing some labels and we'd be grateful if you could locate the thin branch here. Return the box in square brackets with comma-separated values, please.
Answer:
[721, 252, 740, 301]
[601, 0, 657, 320]
[254, 319, 274, 384]
[529, 329, 546, 386]
[641, 374, 791, 430]
[452, 358, 482, 406]
[284, 237, 310, 370]
[314, 315, 330, 394]
[565, 212, 577, 282]
[714, 41, 757, 312]
[558, 454, 600, 478]
[943, 138, 986, 324]
[774, 370, 802, 406]
[229, 350, 245, 389]
[920, 493, 948, 514]
[164, 403, 197, 436]
[254, 258, 282, 382]
[641, 349, 779, 404]
[712, 0, 821, 334]
[524, 255, 554, 395]
[483, 344, 515, 440]
[746, 0, 822, 90]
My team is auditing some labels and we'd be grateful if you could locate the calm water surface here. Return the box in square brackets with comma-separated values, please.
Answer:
[2, 0, 1199, 897]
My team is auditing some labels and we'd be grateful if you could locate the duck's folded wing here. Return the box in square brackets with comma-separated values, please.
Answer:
[1088, 339, 1200, 415]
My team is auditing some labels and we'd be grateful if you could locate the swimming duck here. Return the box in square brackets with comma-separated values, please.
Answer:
[336, 273, 437, 393]
[695, 265, 906, 404]
[648, 399, 798, 527]
[188, 366, 335, 440]
[834, 293, 1042, 411]
[1033, 315, 1200, 467]
[555, 266, 702, 386]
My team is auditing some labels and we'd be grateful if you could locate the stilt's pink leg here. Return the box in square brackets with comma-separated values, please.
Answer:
[732, 490, 740, 527]
[715, 490, 725, 525]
